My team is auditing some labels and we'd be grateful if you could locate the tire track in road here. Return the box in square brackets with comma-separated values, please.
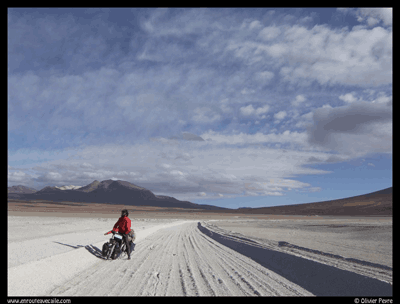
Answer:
[192, 222, 305, 296]
[182, 225, 228, 296]
[180, 235, 200, 296]
[199, 221, 392, 296]
[50, 221, 314, 296]
[119, 226, 177, 296]
[131, 230, 175, 296]
[184, 226, 220, 296]
[188, 223, 257, 296]
[205, 232, 303, 296]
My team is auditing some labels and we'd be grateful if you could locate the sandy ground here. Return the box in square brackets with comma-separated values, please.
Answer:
[8, 212, 392, 296]
[210, 217, 393, 268]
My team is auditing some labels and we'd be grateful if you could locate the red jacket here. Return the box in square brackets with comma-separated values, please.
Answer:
[112, 216, 131, 234]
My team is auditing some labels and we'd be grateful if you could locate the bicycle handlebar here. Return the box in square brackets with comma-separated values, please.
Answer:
[104, 230, 125, 236]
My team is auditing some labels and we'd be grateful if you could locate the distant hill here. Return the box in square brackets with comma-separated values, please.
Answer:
[7, 179, 226, 211]
[8, 181, 391, 215]
[77, 180, 100, 193]
[235, 187, 392, 216]
[8, 185, 37, 194]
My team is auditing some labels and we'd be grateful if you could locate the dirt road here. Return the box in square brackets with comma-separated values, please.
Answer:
[8, 219, 392, 296]
[48, 221, 312, 296]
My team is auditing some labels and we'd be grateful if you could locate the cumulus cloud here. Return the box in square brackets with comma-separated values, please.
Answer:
[8, 9, 392, 202]
[360, 8, 393, 26]
[220, 100, 233, 114]
[258, 25, 282, 41]
[338, 91, 392, 105]
[249, 20, 262, 30]
[241, 88, 256, 95]
[35, 171, 64, 183]
[239, 104, 270, 117]
[372, 92, 392, 104]
[256, 105, 270, 115]
[339, 92, 360, 103]
[295, 111, 314, 128]
[254, 71, 274, 83]
[8, 9, 393, 152]
[339, 8, 392, 27]
[228, 22, 392, 86]
[291, 94, 306, 107]
[240, 105, 256, 116]
[274, 111, 287, 121]
[8, 170, 29, 183]
[192, 107, 221, 124]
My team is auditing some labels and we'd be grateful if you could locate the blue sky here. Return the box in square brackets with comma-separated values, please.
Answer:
[8, 8, 392, 209]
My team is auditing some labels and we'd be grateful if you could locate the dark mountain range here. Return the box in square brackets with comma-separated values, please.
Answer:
[7, 179, 225, 211]
[235, 187, 392, 216]
[7, 185, 37, 194]
[8, 181, 392, 215]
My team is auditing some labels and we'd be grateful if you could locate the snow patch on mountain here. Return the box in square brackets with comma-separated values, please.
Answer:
[55, 185, 83, 190]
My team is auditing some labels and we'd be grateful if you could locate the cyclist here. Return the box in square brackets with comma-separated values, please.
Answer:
[104, 209, 135, 259]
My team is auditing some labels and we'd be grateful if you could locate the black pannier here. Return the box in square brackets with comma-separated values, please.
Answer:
[102, 242, 112, 257]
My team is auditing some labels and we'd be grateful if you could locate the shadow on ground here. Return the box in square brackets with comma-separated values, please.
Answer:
[197, 223, 392, 296]
[52, 241, 104, 259]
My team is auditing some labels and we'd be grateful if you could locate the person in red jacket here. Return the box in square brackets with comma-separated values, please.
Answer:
[105, 209, 135, 260]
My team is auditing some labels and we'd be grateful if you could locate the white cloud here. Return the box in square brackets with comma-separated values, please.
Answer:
[338, 92, 359, 103]
[228, 23, 392, 87]
[364, 89, 376, 96]
[339, 91, 392, 105]
[373, 92, 392, 104]
[17, 139, 337, 200]
[240, 104, 270, 117]
[254, 71, 274, 83]
[338, 8, 392, 27]
[8, 9, 393, 202]
[192, 107, 221, 123]
[35, 171, 64, 183]
[220, 103, 232, 114]
[200, 130, 308, 147]
[295, 111, 314, 128]
[274, 111, 287, 120]
[48, 172, 62, 179]
[170, 170, 185, 177]
[356, 8, 392, 26]
[8, 170, 28, 182]
[292, 94, 306, 107]
[256, 105, 270, 115]
[258, 25, 281, 41]
[82, 171, 103, 179]
[367, 163, 375, 167]
[241, 88, 255, 95]
[81, 162, 93, 169]
[249, 20, 262, 30]
[240, 105, 255, 116]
